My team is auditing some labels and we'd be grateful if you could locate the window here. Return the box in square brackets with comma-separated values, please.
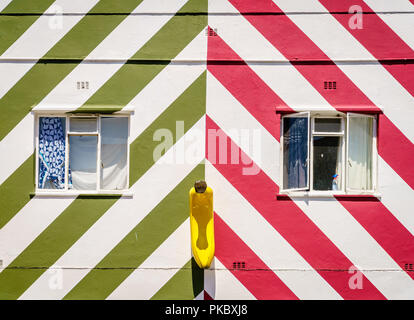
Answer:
[36, 115, 129, 193]
[281, 112, 377, 194]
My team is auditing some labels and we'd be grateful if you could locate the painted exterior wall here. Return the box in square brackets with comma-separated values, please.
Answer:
[0, 0, 413, 300]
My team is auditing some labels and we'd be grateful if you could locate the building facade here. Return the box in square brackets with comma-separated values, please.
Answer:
[0, 0, 413, 299]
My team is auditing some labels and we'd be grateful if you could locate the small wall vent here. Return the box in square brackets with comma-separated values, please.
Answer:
[206, 28, 218, 37]
[404, 263, 413, 271]
[324, 81, 336, 90]
[77, 81, 89, 90]
[233, 261, 246, 270]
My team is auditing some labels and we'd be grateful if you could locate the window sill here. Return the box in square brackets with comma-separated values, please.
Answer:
[276, 192, 381, 200]
[31, 191, 133, 198]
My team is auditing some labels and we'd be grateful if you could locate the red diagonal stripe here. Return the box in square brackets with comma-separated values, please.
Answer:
[318, 0, 414, 95]
[207, 29, 287, 140]
[211, 3, 414, 188]
[214, 212, 298, 299]
[378, 114, 414, 190]
[318, 0, 414, 59]
[206, 116, 386, 300]
[335, 196, 414, 281]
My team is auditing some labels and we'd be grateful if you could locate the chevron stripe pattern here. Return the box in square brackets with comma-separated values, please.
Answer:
[0, 0, 413, 300]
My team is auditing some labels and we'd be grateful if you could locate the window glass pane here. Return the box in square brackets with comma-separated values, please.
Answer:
[70, 117, 97, 132]
[69, 135, 97, 190]
[348, 116, 373, 190]
[314, 118, 342, 132]
[38, 117, 66, 189]
[283, 116, 308, 190]
[313, 136, 342, 191]
[100, 117, 128, 190]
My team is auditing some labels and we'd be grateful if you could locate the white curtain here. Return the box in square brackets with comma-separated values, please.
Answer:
[69, 135, 98, 190]
[68, 117, 128, 191]
[101, 143, 127, 190]
[100, 117, 128, 190]
[347, 116, 373, 191]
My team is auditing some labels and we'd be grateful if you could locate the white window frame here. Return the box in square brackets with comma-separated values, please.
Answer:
[35, 113, 131, 195]
[280, 112, 378, 196]
[279, 111, 310, 192]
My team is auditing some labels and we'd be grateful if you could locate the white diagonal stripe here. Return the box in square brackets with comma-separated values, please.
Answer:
[19, 117, 205, 300]
[0, 0, 12, 12]
[0, 196, 76, 270]
[292, 196, 414, 299]
[337, 62, 414, 142]
[362, 0, 414, 12]
[108, 219, 191, 300]
[209, 0, 286, 61]
[128, 30, 206, 142]
[374, 12, 414, 50]
[363, 0, 414, 50]
[379, 158, 414, 235]
[0, 113, 33, 185]
[0, 0, 100, 99]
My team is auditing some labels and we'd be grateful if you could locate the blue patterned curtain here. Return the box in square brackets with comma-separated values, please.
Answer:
[38, 117, 71, 189]
[283, 117, 308, 190]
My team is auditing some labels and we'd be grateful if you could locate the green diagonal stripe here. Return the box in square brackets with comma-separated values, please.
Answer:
[0, 196, 119, 300]
[151, 258, 204, 300]
[77, 0, 207, 112]
[45, 0, 145, 60]
[0, 153, 34, 229]
[0, 0, 145, 141]
[2, 0, 58, 14]
[0, 0, 55, 55]
[64, 163, 204, 300]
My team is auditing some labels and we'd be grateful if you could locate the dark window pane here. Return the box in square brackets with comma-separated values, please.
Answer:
[314, 118, 342, 132]
[312, 136, 342, 191]
[283, 117, 308, 190]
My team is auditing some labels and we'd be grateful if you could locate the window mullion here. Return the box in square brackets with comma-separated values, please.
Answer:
[372, 116, 378, 192]
[304, 111, 310, 191]
[65, 116, 69, 191]
[35, 115, 39, 191]
[309, 115, 313, 192]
